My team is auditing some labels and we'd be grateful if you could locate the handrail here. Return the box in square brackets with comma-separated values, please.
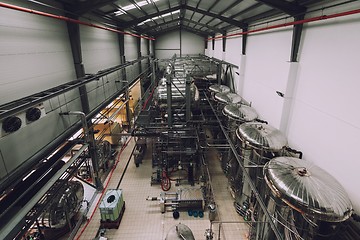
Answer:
[0, 56, 149, 120]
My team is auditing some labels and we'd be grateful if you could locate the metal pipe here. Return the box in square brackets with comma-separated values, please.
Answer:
[59, 111, 103, 189]
[104, 99, 129, 124]
[60, 111, 90, 141]
[208, 8, 360, 40]
[0, 67, 142, 194]
[0, 2, 155, 40]
[204, 94, 284, 240]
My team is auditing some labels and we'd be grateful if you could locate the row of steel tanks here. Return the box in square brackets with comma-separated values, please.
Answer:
[208, 84, 353, 240]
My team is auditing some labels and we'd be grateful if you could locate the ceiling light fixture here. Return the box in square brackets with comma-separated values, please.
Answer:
[137, 9, 180, 25]
[114, 0, 160, 16]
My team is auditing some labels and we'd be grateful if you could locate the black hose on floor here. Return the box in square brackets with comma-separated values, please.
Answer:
[116, 143, 137, 190]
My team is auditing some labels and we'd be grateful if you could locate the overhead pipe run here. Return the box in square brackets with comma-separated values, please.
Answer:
[208, 8, 360, 40]
[0, 2, 155, 40]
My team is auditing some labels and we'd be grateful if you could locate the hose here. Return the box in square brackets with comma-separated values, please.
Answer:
[161, 170, 171, 191]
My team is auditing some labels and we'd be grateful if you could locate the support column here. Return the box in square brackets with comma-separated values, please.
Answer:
[66, 16, 90, 114]
[179, 29, 182, 57]
[217, 61, 222, 85]
[137, 37, 144, 97]
[212, 34, 215, 51]
[185, 74, 191, 122]
[290, 15, 304, 62]
[118, 33, 127, 89]
[279, 15, 304, 135]
[125, 89, 131, 129]
[222, 33, 226, 52]
[166, 74, 172, 127]
[242, 27, 248, 55]
[279, 63, 299, 135]
[151, 58, 156, 86]
[66, 16, 102, 190]
[118, 33, 131, 129]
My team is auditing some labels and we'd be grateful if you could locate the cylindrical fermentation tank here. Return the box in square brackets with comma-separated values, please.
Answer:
[208, 84, 230, 104]
[165, 223, 195, 240]
[153, 80, 199, 109]
[222, 104, 258, 195]
[258, 157, 353, 240]
[214, 92, 246, 113]
[234, 122, 287, 217]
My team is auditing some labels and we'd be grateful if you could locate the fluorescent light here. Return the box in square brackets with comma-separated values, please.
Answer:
[137, 9, 180, 25]
[115, 0, 160, 16]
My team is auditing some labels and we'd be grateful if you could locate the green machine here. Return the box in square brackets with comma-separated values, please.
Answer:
[99, 189, 125, 222]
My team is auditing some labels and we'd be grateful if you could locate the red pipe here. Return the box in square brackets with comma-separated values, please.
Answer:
[208, 8, 360, 40]
[0, 2, 155, 40]
[142, 86, 156, 110]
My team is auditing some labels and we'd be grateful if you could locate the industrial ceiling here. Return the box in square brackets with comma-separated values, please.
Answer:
[57, 0, 329, 38]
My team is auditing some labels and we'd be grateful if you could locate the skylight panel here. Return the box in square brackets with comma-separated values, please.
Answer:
[137, 9, 180, 25]
[114, 0, 161, 16]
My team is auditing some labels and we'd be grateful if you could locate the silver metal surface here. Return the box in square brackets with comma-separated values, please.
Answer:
[40, 181, 84, 229]
[208, 84, 230, 94]
[223, 104, 258, 122]
[0, 144, 88, 240]
[236, 122, 287, 151]
[165, 223, 195, 240]
[154, 83, 199, 107]
[264, 157, 353, 222]
[214, 92, 242, 105]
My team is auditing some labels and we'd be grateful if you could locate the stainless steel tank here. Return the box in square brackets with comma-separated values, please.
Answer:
[234, 122, 287, 217]
[39, 181, 84, 229]
[165, 223, 195, 240]
[222, 104, 258, 195]
[208, 84, 231, 95]
[153, 82, 199, 109]
[208, 84, 230, 105]
[223, 104, 258, 142]
[261, 157, 353, 240]
[214, 92, 247, 113]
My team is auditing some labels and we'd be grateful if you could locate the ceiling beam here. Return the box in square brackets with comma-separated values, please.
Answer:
[184, 19, 224, 34]
[141, 18, 180, 32]
[212, 2, 263, 28]
[255, 0, 306, 16]
[201, 0, 244, 31]
[124, 5, 181, 27]
[73, 0, 118, 15]
[152, 25, 209, 38]
[139, 17, 223, 35]
[188, 0, 202, 24]
[242, 8, 280, 23]
[149, 0, 165, 24]
[231, 2, 263, 19]
[184, 5, 247, 28]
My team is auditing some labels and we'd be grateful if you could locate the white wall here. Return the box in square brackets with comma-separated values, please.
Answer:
[80, 23, 121, 73]
[155, 30, 204, 59]
[0, 0, 80, 180]
[124, 33, 138, 61]
[0, 0, 145, 184]
[242, 28, 293, 128]
[181, 31, 205, 56]
[206, 2, 360, 213]
[80, 23, 122, 110]
[0, 0, 76, 105]
[213, 38, 223, 60]
[287, 4, 360, 212]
